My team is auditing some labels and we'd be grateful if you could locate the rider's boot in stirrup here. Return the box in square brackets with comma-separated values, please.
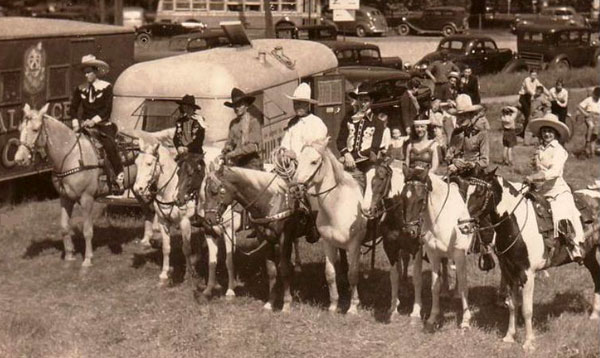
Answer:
[559, 219, 583, 265]
[304, 211, 320, 244]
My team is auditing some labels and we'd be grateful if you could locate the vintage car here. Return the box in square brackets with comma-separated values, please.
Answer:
[135, 21, 206, 44]
[394, 6, 469, 37]
[321, 5, 388, 37]
[320, 41, 403, 70]
[415, 35, 513, 75]
[275, 24, 337, 41]
[511, 6, 590, 33]
[504, 23, 600, 72]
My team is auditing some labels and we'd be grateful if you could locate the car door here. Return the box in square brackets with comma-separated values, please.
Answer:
[483, 40, 501, 73]
[463, 40, 486, 74]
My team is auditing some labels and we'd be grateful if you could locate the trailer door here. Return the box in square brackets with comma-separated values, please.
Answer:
[312, 74, 346, 155]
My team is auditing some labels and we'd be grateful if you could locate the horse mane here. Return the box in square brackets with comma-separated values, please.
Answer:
[315, 144, 358, 188]
[223, 166, 287, 195]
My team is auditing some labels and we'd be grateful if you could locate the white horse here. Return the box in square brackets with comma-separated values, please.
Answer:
[400, 170, 473, 331]
[133, 139, 219, 285]
[465, 172, 600, 351]
[15, 104, 155, 268]
[294, 138, 367, 314]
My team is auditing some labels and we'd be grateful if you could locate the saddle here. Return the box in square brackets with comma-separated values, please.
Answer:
[83, 129, 137, 196]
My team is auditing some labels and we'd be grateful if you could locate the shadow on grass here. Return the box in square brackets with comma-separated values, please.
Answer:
[21, 224, 145, 260]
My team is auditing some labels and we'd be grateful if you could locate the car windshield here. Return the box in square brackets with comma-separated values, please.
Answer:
[520, 31, 546, 44]
[359, 49, 379, 59]
[438, 40, 466, 51]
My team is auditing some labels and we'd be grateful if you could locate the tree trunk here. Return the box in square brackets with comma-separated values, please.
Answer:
[98, 0, 106, 23]
[264, 0, 275, 38]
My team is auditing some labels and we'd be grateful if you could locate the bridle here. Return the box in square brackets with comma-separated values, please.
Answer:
[18, 113, 48, 161]
[293, 144, 338, 198]
[366, 165, 397, 219]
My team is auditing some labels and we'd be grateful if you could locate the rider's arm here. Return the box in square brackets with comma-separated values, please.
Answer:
[540, 144, 568, 181]
[173, 121, 183, 150]
[430, 142, 439, 173]
[336, 119, 350, 155]
[475, 130, 490, 169]
[405, 143, 412, 168]
[69, 86, 82, 128]
[578, 97, 591, 117]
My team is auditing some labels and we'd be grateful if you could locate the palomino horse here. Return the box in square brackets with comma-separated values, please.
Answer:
[133, 139, 220, 285]
[464, 170, 600, 351]
[203, 165, 304, 312]
[400, 169, 473, 331]
[14, 104, 155, 267]
[294, 138, 367, 314]
[362, 163, 415, 319]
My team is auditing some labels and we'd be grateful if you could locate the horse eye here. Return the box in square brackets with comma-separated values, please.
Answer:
[311, 160, 318, 165]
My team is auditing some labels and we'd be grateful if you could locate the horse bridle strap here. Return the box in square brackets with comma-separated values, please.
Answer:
[248, 209, 294, 224]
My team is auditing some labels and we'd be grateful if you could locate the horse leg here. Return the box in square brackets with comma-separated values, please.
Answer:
[223, 214, 241, 299]
[293, 236, 302, 274]
[324, 242, 339, 313]
[583, 249, 600, 320]
[80, 194, 95, 268]
[347, 243, 361, 315]
[203, 235, 218, 297]
[410, 247, 423, 324]
[388, 251, 402, 320]
[264, 245, 278, 311]
[139, 212, 157, 247]
[158, 223, 171, 286]
[180, 216, 196, 283]
[400, 250, 410, 281]
[59, 197, 76, 262]
[502, 284, 519, 343]
[521, 271, 536, 351]
[454, 249, 471, 329]
[280, 232, 294, 313]
[424, 255, 442, 333]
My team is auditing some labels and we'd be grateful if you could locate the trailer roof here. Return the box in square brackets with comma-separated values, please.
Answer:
[0, 17, 133, 41]
[114, 39, 338, 99]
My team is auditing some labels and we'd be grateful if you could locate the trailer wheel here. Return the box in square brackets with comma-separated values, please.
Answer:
[550, 59, 570, 71]
[136, 32, 151, 46]
[501, 60, 528, 73]
[397, 24, 410, 36]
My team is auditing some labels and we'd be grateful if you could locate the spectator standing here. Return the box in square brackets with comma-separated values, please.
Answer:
[399, 78, 421, 136]
[518, 69, 545, 136]
[501, 106, 519, 166]
[578, 87, 600, 158]
[459, 67, 481, 104]
[426, 51, 460, 101]
[387, 127, 409, 167]
[530, 85, 551, 119]
[549, 79, 568, 123]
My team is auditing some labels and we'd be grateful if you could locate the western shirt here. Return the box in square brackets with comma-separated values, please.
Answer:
[223, 113, 262, 168]
[447, 116, 490, 169]
[533, 139, 570, 197]
[337, 111, 384, 163]
[549, 87, 568, 108]
[174, 113, 205, 154]
[69, 79, 113, 125]
[280, 113, 328, 156]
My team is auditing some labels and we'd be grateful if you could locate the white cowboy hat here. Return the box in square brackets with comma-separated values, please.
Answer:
[447, 94, 483, 114]
[413, 119, 431, 126]
[448, 71, 460, 80]
[286, 82, 318, 104]
[79, 54, 109, 76]
[527, 112, 570, 141]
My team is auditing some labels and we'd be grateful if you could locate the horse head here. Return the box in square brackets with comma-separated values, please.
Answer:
[461, 168, 503, 244]
[203, 164, 234, 226]
[133, 139, 161, 201]
[363, 162, 393, 217]
[294, 137, 329, 189]
[15, 103, 50, 166]
[400, 166, 432, 240]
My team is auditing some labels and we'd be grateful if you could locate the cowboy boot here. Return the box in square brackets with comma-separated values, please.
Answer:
[558, 219, 583, 265]
[304, 211, 320, 244]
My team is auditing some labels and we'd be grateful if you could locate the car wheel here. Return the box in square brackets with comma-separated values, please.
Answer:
[136, 32, 151, 46]
[593, 50, 600, 67]
[501, 60, 527, 73]
[442, 25, 455, 37]
[551, 59, 570, 71]
[397, 24, 410, 36]
[356, 26, 366, 37]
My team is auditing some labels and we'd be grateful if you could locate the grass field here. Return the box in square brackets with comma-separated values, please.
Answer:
[1, 94, 599, 357]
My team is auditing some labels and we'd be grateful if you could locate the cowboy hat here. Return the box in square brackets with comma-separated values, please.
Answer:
[175, 94, 201, 109]
[224, 88, 255, 108]
[527, 112, 570, 141]
[79, 54, 109, 76]
[286, 83, 318, 104]
[413, 119, 431, 126]
[447, 94, 483, 114]
[448, 71, 460, 80]
[348, 82, 378, 100]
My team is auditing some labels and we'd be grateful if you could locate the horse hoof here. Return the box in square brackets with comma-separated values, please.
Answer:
[423, 321, 439, 334]
[64, 253, 76, 262]
[158, 278, 169, 288]
[409, 315, 420, 326]
[328, 305, 338, 313]
[460, 322, 471, 330]
[263, 302, 273, 311]
[388, 310, 398, 321]
[225, 289, 236, 300]
[347, 306, 358, 315]
[81, 260, 92, 268]
[522, 341, 535, 352]
[214, 283, 223, 291]
[138, 238, 152, 248]
[202, 288, 213, 298]
[589, 312, 600, 320]
[281, 304, 291, 314]
[294, 265, 302, 274]
[502, 335, 515, 343]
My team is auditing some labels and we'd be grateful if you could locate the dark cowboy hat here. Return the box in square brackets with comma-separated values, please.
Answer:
[348, 82, 379, 100]
[175, 94, 201, 109]
[224, 88, 256, 108]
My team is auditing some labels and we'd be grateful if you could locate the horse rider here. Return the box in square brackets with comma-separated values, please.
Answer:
[222, 88, 263, 170]
[173, 94, 206, 207]
[337, 82, 385, 191]
[445, 94, 490, 197]
[405, 117, 440, 177]
[525, 113, 584, 263]
[279, 82, 328, 243]
[69, 54, 123, 193]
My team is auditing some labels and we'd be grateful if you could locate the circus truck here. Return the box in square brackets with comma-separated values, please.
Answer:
[106, 22, 346, 206]
[0, 17, 135, 203]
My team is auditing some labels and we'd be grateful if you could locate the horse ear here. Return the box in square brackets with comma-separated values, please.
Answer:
[427, 175, 433, 191]
[23, 103, 31, 115]
[151, 143, 160, 155]
[40, 103, 50, 116]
